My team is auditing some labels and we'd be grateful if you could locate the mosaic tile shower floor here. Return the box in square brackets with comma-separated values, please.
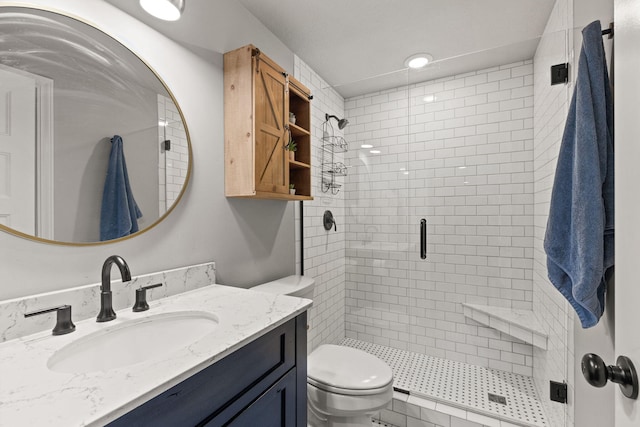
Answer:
[341, 338, 547, 427]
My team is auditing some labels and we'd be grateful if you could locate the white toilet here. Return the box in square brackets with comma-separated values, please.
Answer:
[251, 275, 394, 427]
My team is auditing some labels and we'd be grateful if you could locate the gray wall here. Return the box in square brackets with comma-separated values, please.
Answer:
[53, 85, 159, 242]
[0, 0, 297, 300]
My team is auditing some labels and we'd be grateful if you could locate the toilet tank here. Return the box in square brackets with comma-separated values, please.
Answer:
[250, 275, 315, 300]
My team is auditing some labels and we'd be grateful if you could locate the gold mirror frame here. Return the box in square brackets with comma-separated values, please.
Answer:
[0, 5, 192, 246]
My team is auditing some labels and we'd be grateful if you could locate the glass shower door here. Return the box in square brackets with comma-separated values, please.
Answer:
[403, 31, 571, 426]
[342, 68, 415, 391]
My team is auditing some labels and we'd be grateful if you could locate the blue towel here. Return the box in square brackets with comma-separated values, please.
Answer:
[544, 21, 614, 328]
[100, 135, 143, 241]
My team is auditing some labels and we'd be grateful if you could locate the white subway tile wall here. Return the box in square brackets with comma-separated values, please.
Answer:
[296, 4, 573, 421]
[532, 0, 573, 426]
[157, 94, 189, 214]
[294, 57, 347, 352]
[343, 60, 536, 375]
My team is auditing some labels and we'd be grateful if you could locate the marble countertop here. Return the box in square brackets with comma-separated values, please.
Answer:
[0, 284, 312, 426]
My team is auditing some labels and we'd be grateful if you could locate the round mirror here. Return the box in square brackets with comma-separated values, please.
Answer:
[0, 6, 192, 244]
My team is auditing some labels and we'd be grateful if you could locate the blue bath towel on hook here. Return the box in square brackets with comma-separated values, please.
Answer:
[100, 135, 143, 241]
[544, 20, 614, 328]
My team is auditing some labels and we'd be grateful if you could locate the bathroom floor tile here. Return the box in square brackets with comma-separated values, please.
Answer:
[341, 338, 547, 427]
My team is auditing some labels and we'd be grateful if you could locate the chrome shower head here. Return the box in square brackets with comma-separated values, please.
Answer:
[325, 113, 349, 130]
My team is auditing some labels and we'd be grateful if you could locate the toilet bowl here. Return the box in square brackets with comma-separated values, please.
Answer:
[250, 275, 394, 427]
[307, 344, 393, 427]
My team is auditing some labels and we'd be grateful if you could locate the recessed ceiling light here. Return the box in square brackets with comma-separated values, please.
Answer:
[404, 53, 433, 69]
[140, 0, 185, 21]
[423, 95, 437, 103]
[361, 144, 373, 149]
[370, 150, 381, 154]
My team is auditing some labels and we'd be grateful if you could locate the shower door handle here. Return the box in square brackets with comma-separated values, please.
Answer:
[420, 219, 427, 260]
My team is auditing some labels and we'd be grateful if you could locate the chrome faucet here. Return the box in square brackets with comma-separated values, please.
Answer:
[97, 255, 132, 322]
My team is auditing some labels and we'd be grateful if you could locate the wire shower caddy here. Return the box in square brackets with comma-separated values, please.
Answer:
[321, 119, 348, 194]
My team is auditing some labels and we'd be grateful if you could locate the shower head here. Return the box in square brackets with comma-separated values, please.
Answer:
[325, 113, 349, 130]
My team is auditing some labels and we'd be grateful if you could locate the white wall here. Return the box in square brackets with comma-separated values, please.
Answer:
[613, 0, 640, 425]
[53, 83, 159, 242]
[532, 1, 574, 425]
[294, 57, 347, 352]
[571, 1, 615, 426]
[0, 0, 297, 300]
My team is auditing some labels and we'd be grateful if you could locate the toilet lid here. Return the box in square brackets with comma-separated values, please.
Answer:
[307, 345, 393, 392]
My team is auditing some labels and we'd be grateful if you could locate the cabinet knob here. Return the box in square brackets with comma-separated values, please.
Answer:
[581, 353, 639, 399]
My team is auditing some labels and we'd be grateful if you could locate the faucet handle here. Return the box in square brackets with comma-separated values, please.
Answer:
[25, 305, 76, 335]
[133, 283, 163, 312]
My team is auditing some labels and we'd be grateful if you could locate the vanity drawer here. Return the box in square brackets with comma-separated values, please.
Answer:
[108, 316, 300, 427]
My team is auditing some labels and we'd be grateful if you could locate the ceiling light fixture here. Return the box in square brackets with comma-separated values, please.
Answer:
[361, 144, 373, 149]
[404, 53, 433, 69]
[140, 0, 185, 21]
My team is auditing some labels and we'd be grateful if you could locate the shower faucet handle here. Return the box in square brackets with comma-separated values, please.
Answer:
[323, 210, 337, 232]
[132, 283, 163, 312]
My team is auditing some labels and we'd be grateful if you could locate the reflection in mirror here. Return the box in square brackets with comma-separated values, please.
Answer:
[0, 6, 191, 244]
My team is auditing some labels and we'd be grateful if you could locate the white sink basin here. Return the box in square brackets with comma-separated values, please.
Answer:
[48, 311, 219, 374]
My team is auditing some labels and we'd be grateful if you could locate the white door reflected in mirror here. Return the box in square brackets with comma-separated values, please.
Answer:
[0, 69, 36, 236]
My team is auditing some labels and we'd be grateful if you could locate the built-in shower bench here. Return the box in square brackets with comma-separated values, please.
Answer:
[462, 304, 548, 350]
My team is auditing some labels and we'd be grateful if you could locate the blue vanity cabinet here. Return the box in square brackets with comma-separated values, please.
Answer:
[107, 312, 307, 427]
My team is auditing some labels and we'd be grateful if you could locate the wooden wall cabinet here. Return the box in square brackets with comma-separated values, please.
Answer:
[224, 45, 313, 200]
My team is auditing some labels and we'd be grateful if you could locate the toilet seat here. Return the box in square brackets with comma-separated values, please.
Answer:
[307, 345, 393, 395]
[307, 377, 392, 396]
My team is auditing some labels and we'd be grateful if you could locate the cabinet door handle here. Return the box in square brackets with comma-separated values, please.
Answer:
[420, 219, 427, 260]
